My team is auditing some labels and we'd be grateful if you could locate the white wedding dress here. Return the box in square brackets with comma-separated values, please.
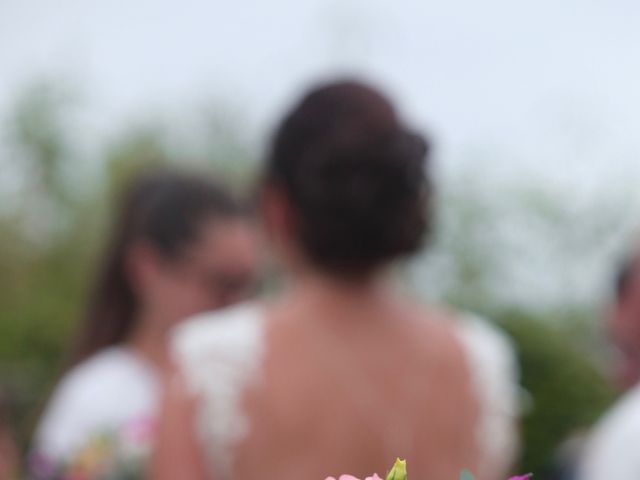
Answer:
[172, 302, 521, 480]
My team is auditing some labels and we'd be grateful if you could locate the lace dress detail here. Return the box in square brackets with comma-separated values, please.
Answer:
[455, 313, 521, 479]
[172, 304, 520, 480]
[171, 302, 265, 479]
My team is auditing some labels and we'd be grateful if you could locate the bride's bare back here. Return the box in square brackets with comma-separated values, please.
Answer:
[152, 80, 485, 480]
[232, 292, 480, 480]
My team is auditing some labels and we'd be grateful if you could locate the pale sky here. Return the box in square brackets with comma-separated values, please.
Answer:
[2, 0, 640, 307]
[2, 0, 640, 173]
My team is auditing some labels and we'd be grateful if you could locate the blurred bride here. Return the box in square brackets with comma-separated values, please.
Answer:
[152, 80, 519, 480]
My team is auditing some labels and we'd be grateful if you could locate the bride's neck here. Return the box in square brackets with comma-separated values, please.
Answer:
[287, 268, 399, 314]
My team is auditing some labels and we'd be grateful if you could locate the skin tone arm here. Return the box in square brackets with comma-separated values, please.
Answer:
[149, 370, 211, 480]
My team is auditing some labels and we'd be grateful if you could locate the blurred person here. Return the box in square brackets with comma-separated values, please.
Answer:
[152, 80, 519, 480]
[544, 258, 637, 480]
[579, 254, 640, 479]
[29, 171, 259, 478]
[605, 257, 640, 390]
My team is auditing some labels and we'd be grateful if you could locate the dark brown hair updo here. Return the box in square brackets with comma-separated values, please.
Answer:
[264, 80, 432, 277]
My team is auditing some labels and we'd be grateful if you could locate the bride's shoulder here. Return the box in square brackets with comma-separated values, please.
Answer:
[410, 305, 464, 345]
[413, 306, 519, 382]
[416, 306, 515, 356]
[419, 308, 522, 476]
[448, 311, 518, 381]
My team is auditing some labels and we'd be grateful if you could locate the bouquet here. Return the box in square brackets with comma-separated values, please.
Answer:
[326, 458, 532, 480]
[29, 416, 154, 480]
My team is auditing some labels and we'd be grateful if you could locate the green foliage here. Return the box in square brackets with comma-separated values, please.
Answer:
[496, 310, 616, 477]
[7, 81, 76, 209]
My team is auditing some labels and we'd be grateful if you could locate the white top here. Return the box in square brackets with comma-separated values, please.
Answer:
[32, 347, 159, 468]
[579, 384, 640, 479]
[172, 303, 521, 480]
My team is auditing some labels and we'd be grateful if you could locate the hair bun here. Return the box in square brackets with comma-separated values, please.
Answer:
[265, 80, 432, 276]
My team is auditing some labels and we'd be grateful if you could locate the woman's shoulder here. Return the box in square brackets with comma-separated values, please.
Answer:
[58, 347, 156, 399]
[34, 347, 158, 460]
[418, 309, 521, 479]
[446, 311, 521, 410]
[418, 307, 517, 373]
[452, 313, 519, 384]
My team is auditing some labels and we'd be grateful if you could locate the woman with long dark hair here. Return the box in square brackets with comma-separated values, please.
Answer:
[151, 81, 518, 480]
[30, 170, 259, 478]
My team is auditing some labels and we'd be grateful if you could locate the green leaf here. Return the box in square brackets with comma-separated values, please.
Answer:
[385, 458, 407, 480]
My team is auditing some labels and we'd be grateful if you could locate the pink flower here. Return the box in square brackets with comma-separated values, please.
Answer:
[325, 475, 383, 480]
[123, 415, 156, 445]
[326, 458, 403, 480]
[509, 475, 533, 480]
